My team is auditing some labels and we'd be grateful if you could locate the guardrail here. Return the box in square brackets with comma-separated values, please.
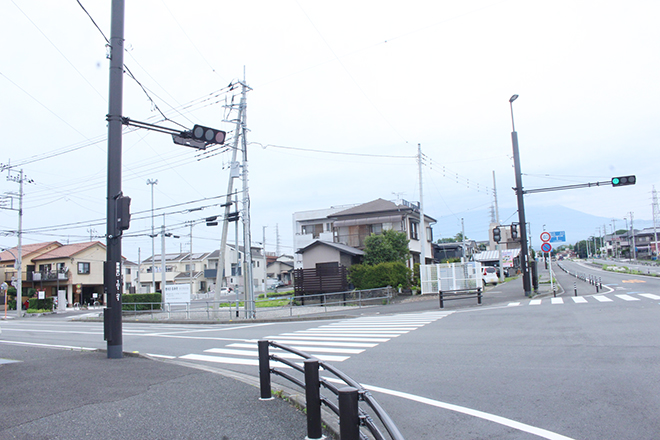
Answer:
[258, 339, 405, 440]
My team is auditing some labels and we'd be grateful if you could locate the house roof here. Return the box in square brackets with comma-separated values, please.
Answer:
[295, 240, 364, 256]
[332, 198, 436, 223]
[32, 241, 105, 261]
[0, 241, 61, 262]
[474, 248, 521, 262]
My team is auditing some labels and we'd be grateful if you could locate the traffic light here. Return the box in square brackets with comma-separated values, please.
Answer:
[226, 212, 240, 222]
[511, 223, 518, 240]
[493, 227, 501, 243]
[611, 175, 636, 187]
[116, 195, 131, 232]
[206, 216, 218, 227]
[191, 125, 226, 145]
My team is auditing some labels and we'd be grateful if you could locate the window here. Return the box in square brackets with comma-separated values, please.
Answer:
[185, 264, 195, 271]
[409, 219, 419, 240]
[78, 262, 90, 274]
[125, 267, 131, 275]
[302, 223, 324, 239]
[199, 281, 206, 291]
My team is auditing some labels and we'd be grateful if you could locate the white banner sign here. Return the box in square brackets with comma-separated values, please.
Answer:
[164, 284, 191, 304]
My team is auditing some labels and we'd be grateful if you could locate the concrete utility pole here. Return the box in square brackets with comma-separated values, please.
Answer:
[493, 171, 504, 281]
[147, 179, 157, 293]
[629, 211, 636, 260]
[241, 96, 256, 319]
[653, 187, 659, 257]
[105, 0, 125, 359]
[417, 144, 427, 265]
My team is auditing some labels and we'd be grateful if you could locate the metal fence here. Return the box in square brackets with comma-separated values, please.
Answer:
[118, 287, 394, 321]
[258, 339, 405, 440]
[420, 261, 482, 294]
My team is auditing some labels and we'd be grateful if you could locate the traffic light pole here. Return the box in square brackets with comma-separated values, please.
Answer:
[105, 0, 125, 359]
[511, 130, 532, 297]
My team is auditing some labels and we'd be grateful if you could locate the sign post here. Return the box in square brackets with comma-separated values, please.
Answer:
[541, 234, 554, 295]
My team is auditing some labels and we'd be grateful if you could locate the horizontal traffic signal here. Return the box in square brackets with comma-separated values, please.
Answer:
[192, 125, 226, 145]
[611, 175, 636, 187]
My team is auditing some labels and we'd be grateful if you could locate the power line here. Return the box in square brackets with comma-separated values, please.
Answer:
[250, 142, 415, 159]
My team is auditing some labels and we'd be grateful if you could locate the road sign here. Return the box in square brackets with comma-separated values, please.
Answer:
[541, 242, 552, 253]
[540, 231, 551, 242]
[549, 231, 566, 243]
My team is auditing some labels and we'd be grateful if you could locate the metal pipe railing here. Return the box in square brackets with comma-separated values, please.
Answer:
[259, 339, 405, 440]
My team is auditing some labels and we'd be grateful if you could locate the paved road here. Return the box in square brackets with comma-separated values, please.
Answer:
[2, 266, 659, 439]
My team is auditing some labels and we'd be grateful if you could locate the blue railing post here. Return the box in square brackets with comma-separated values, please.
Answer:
[339, 387, 360, 440]
[304, 359, 323, 439]
[258, 340, 273, 400]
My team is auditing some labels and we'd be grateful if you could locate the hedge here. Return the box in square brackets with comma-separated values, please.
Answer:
[122, 293, 162, 311]
[348, 262, 412, 290]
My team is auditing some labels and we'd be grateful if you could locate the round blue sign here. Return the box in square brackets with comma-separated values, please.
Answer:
[541, 242, 552, 253]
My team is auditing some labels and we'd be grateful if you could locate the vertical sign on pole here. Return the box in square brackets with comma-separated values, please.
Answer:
[540, 232, 553, 294]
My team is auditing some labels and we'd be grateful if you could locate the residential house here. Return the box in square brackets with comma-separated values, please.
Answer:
[293, 198, 436, 270]
[0, 241, 109, 307]
[266, 254, 295, 285]
[139, 243, 267, 297]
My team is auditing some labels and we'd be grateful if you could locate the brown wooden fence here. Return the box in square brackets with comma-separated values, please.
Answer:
[293, 264, 349, 296]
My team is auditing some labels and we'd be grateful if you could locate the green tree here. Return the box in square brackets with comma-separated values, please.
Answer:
[348, 262, 412, 290]
[363, 229, 409, 265]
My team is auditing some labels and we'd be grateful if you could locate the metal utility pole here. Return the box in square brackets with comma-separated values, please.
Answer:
[417, 144, 427, 265]
[105, 0, 125, 359]
[509, 95, 532, 296]
[147, 179, 157, 293]
[215, 81, 247, 306]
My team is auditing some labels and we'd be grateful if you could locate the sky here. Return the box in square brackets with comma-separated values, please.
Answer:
[1, 0, 659, 262]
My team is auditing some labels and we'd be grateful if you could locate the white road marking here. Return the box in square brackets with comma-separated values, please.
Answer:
[145, 353, 176, 359]
[204, 347, 349, 362]
[355, 382, 577, 440]
[571, 297, 588, 303]
[266, 334, 390, 343]
[615, 294, 639, 301]
[227, 342, 365, 355]
[508, 302, 520, 307]
[529, 299, 542, 305]
[551, 298, 564, 305]
[639, 293, 660, 300]
[0, 340, 97, 351]
[593, 295, 613, 302]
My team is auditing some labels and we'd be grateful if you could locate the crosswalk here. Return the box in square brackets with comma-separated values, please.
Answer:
[179, 311, 452, 368]
[507, 293, 660, 307]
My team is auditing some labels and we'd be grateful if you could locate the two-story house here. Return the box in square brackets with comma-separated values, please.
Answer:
[0, 241, 110, 307]
[293, 198, 435, 270]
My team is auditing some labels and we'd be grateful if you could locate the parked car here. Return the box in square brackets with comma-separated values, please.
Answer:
[482, 267, 499, 285]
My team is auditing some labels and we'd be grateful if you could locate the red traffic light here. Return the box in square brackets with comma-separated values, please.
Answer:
[192, 125, 226, 145]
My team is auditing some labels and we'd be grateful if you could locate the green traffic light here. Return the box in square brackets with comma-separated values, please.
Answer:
[612, 178, 620, 185]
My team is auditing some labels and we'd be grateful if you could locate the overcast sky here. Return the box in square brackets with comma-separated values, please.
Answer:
[1, 0, 658, 262]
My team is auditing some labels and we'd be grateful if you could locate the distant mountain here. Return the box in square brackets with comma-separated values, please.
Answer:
[433, 205, 655, 248]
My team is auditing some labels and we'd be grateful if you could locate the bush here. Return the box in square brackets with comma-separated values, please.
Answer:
[349, 262, 412, 290]
[28, 297, 53, 310]
[122, 293, 162, 311]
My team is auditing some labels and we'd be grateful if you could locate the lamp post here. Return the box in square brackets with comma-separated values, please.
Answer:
[509, 94, 532, 296]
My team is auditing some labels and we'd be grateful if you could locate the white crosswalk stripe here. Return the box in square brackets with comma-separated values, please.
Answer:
[177, 311, 452, 368]
[521, 293, 660, 306]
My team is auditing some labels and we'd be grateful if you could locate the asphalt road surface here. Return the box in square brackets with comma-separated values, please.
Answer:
[2, 266, 659, 439]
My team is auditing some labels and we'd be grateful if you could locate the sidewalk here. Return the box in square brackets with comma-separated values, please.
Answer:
[0, 342, 310, 440]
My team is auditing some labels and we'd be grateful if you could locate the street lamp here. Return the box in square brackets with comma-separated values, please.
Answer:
[509, 94, 532, 296]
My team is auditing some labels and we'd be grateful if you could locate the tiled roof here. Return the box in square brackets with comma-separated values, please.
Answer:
[33, 242, 104, 261]
[0, 241, 61, 262]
